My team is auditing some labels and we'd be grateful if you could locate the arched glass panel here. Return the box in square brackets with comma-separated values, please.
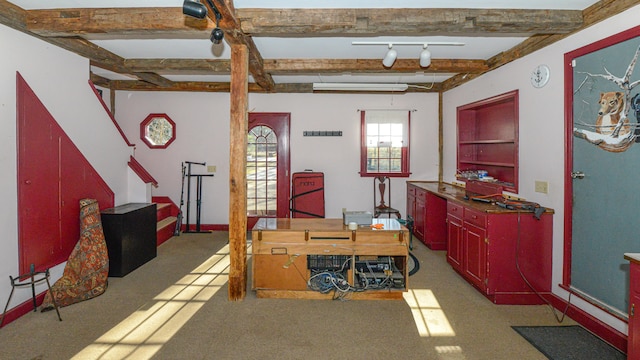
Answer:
[247, 125, 278, 216]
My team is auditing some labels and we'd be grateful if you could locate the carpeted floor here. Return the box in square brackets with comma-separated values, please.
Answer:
[512, 325, 625, 360]
[0, 231, 589, 359]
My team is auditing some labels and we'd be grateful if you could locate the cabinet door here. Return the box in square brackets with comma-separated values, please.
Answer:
[414, 192, 426, 240]
[406, 188, 416, 225]
[464, 222, 487, 291]
[446, 214, 463, 272]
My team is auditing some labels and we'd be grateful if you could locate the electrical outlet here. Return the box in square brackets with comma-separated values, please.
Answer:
[342, 208, 347, 213]
[534, 180, 548, 194]
[207, 165, 216, 173]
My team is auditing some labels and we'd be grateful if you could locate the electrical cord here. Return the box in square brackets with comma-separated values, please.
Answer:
[514, 211, 572, 323]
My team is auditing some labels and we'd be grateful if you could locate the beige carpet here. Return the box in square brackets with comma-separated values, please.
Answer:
[0, 231, 574, 360]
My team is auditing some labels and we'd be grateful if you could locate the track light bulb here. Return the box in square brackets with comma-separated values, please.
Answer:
[182, 0, 207, 19]
[420, 47, 432, 67]
[210, 28, 224, 44]
[382, 48, 397, 68]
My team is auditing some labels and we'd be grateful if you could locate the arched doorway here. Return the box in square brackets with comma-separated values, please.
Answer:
[246, 113, 290, 229]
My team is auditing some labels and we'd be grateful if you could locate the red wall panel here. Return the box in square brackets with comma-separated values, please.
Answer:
[16, 72, 114, 274]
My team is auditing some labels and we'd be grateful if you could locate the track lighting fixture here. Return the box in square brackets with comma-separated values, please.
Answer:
[182, 0, 224, 44]
[182, 0, 207, 19]
[211, 27, 224, 44]
[420, 46, 431, 67]
[382, 45, 397, 68]
[352, 41, 464, 68]
[208, 0, 224, 44]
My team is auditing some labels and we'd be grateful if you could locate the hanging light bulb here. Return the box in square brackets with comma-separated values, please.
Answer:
[382, 45, 397, 67]
[420, 45, 431, 67]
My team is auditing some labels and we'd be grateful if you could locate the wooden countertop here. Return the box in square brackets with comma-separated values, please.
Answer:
[252, 218, 405, 232]
[407, 181, 554, 214]
[625, 253, 640, 264]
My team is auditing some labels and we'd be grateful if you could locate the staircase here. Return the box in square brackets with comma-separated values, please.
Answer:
[152, 196, 179, 246]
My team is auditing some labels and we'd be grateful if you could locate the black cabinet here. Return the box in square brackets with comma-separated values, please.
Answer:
[101, 203, 157, 277]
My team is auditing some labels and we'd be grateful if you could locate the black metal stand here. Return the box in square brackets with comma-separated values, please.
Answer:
[183, 161, 214, 233]
[1, 265, 61, 327]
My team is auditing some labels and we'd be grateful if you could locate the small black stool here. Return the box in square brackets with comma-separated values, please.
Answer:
[1, 266, 61, 327]
[398, 215, 414, 250]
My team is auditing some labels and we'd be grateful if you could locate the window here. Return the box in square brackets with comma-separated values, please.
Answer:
[360, 110, 410, 177]
[246, 125, 278, 216]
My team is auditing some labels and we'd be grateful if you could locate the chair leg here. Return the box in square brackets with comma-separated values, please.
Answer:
[44, 269, 62, 321]
[0, 281, 17, 327]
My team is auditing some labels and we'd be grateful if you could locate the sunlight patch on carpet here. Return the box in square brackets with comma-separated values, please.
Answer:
[71, 243, 251, 360]
[403, 289, 455, 337]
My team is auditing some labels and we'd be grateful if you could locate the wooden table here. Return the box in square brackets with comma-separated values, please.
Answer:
[251, 218, 409, 300]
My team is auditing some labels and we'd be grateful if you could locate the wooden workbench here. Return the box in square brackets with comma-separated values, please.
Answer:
[251, 218, 409, 300]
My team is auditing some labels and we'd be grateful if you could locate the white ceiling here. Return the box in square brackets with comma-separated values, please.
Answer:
[6, 0, 602, 86]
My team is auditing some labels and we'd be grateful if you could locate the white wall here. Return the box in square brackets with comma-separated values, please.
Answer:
[443, 4, 640, 334]
[0, 25, 133, 314]
[115, 91, 440, 223]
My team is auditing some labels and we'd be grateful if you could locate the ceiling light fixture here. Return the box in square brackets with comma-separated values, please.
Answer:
[352, 41, 464, 68]
[182, 0, 207, 19]
[382, 45, 398, 68]
[420, 46, 431, 67]
[182, 0, 224, 44]
[313, 83, 409, 92]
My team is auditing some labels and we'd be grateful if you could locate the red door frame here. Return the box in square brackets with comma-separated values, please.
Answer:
[563, 25, 640, 287]
[247, 112, 291, 229]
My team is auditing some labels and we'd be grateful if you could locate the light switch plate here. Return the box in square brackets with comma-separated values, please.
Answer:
[207, 165, 216, 173]
[534, 180, 548, 194]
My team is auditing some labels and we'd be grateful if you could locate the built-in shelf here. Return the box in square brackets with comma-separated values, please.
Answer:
[459, 139, 515, 145]
[459, 160, 515, 167]
[457, 90, 519, 193]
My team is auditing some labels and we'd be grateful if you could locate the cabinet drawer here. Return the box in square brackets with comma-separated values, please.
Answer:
[416, 189, 427, 199]
[407, 185, 416, 196]
[447, 201, 463, 217]
[464, 208, 486, 228]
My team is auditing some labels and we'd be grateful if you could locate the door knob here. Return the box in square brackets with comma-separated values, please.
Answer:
[571, 171, 585, 179]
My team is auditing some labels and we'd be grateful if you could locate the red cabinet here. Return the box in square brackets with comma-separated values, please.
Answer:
[409, 182, 553, 304]
[406, 183, 447, 250]
[463, 208, 487, 290]
[446, 199, 553, 304]
[446, 202, 463, 272]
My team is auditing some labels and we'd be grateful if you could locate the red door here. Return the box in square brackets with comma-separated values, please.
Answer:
[246, 113, 290, 229]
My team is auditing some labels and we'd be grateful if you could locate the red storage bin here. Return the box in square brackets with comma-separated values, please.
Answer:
[290, 171, 325, 218]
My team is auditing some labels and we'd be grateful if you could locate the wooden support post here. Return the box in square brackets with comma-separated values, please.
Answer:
[228, 43, 249, 301]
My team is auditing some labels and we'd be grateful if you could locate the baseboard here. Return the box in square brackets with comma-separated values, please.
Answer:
[0, 292, 46, 328]
[182, 224, 229, 232]
[547, 292, 627, 353]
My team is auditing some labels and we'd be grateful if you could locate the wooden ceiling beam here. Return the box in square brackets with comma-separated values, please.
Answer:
[0, 0, 27, 31]
[263, 59, 488, 74]
[24, 7, 584, 37]
[202, 0, 275, 92]
[25, 7, 212, 37]
[237, 8, 583, 36]
[441, 0, 640, 92]
[92, 79, 441, 93]
[123, 58, 488, 75]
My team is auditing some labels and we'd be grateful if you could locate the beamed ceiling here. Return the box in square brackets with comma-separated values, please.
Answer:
[1, 0, 637, 93]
